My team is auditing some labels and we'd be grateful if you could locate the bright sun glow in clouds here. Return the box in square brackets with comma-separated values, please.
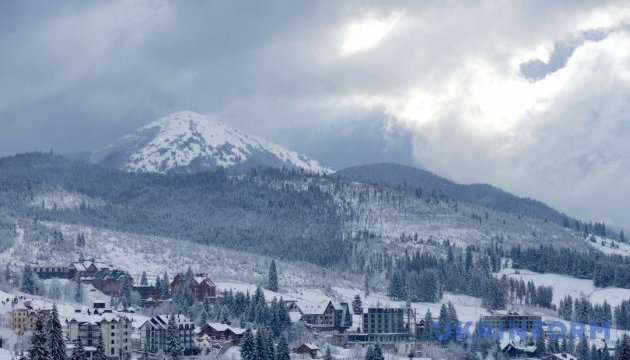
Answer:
[341, 12, 402, 56]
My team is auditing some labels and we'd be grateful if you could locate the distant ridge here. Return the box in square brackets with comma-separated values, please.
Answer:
[336, 162, 571, 224]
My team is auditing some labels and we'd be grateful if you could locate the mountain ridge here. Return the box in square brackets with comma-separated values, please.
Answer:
[336, 162, 573, 226]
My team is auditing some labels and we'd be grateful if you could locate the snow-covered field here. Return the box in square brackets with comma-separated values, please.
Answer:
[497, 268, 630, 308]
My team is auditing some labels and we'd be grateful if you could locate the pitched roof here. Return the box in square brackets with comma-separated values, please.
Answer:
[141, 314, 193, 330]
[298, 300, 333, 315]
[204, 323, 246, 335]
[299, 343, 319, 351]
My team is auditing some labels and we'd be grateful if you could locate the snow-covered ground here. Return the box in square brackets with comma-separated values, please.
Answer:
[497, 268, 630, 308]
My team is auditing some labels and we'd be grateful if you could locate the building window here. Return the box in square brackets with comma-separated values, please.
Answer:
[111, 340, 115, 344]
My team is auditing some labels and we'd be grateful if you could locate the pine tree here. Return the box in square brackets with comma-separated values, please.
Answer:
[616, 334, 630, 360]
[601, 343, 612, 360]
[140, 271, 148, 286]
[590, 344, 599, 360]
[155, 276, 162, 294]
[28, 313, 48, 360]
[275, 336, 290, 360]
[46, 304, 67, 360]
[352, 294, 363, 314]
[21, 265, 38, 295]
[75, 233, 86, 247]
[161, 272, 171, 299]
[324, 346, 333, 360]
[422, 309, 434, 341]
[267, 260, 279, 292]
[364, 346, 374, 360]
[240, 329, 256, 360]
[364, 273, 370, 297]
[166, 314, 182, 360]
[576, 336, 589, 360]
[256, 327, 272, 360]
[447, 302, 459, 327]
[94, 329, 106, 360]
[372, 344, 384, 360]
[120, 274, 133, 309]
[438, 303, 451, 342]
[74, 279, 83, 303]
[535, 333, 547, 358]
[70, 338, 87, 360]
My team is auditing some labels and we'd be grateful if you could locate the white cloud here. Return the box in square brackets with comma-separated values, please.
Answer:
[340, 11, 402, 56]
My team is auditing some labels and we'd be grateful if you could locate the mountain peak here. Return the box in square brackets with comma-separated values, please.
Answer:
[92, 111, 333, 174]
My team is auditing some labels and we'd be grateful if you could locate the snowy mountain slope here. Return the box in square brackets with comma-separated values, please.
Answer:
[92, 111, 332, 174]
[336, 163, 572, 226]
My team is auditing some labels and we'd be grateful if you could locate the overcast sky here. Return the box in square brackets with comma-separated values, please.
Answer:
[1, 1, 629, 229]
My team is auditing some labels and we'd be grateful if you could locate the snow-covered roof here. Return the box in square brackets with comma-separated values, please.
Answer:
[65, 312, 130, 324]
[298, 300, 348, 315]
[298, 300, 333, 315]
[194, 275, 214, 286]
[204, 323, 245, 335]
[547, 354, 577, 360]
[141, 314, 193, 330]
[289, 312, 302, 323]
[298, 343, 319, 351]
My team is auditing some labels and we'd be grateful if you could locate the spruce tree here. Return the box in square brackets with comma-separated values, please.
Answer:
[535, 334, 546, 358]
[28, 313, 48, 360]
[166, 314, 182, 360]
[70, 338, 87, 360]
[74, 279, 83, 303]
[275, 336, 290, 360]
[161, 272, 171, 299]
[352, 294, 363, 314]
[46, 304, 67, 360]
[616, 334, 630, 360]
[120, 274, 133, 309]
[240, 329, 256, 360]
[364, 346, 374, 360]
[590, 344, 599, 360]
[140, 271, 148, 286]
[267, 260, 279, 292]
[21, 265, 38, 295]
[324, 346, 333, 360]
[94, 329, 106, 360]
[255, 328, 271, 360]
[155, 276, 162, 294]
[372, 344, 384, 360]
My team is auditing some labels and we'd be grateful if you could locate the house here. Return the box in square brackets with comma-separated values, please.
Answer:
[544, 353, 578, 360]
[65, 311, 133, 360]
[299, 300, 352, 332]
[501, 341, 537, 358]
[91, 269, 127, 296]
[198, 323, 246, 345]
[132, 285, 160, 301]
[68, 259, 111, 280]
[10, 300, 51, 333]
[139, 315, 198, 355]
[170, 273, 216, 301]
[32, 265, 68, 279]
[295, 343, 320, 359]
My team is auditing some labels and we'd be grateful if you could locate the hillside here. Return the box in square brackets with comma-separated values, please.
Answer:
[336, 163, 574, 226]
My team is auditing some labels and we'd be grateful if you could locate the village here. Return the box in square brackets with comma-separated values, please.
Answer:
[0, 257, 590, 360]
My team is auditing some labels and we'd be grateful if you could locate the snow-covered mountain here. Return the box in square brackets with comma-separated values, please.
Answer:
[92, 111, 332, 174]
